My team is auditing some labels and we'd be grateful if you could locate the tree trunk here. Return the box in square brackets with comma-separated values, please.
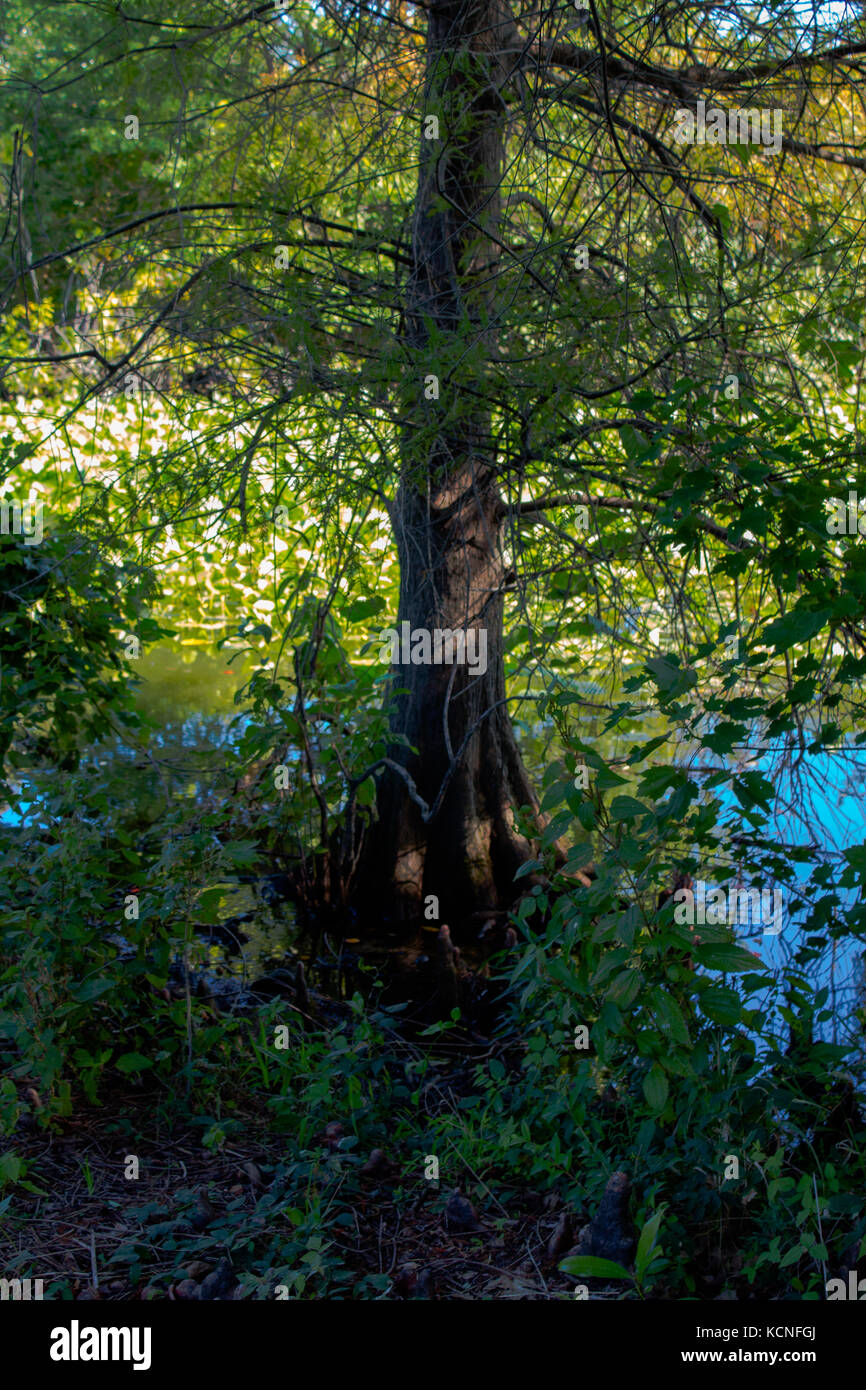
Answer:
[357, 0, 541, 929]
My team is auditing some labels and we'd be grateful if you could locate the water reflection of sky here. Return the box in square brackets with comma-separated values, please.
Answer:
[515, 681, 866, 1064]
[679, 734, 866, 1058]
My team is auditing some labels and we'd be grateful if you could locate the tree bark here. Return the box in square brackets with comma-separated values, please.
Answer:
[357, 0, 541, 928]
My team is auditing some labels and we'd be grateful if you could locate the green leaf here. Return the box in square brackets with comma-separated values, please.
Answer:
[710, 202, 732, 234]
[219, 839, 259, 867]
[644, 656, 680, 691]
[619, 424, 650, 459]
[609, 795, 652, 822]
[541, 808, 573, 845]
[355, 777, 376, 807]
[732, 770, 775, 810]
[626, 734, 669, 765]
[608, 969, 642, 1007]
[826, 1194, 863, 1215]
[541, 778, 570, 812]
[699, 985, 742, 1026]
[780, 1244, 805, 1268]
[564, 842, 594, 872]
[559, 1255, 632, 1281]
[650, 988, 690, 1045]
[197, 886, 225, 923]
[635, 1205, 667, 1280]
[700, 722, 747, 756]
[514, 858, 542, 880]
[695, 943, 765, 973]
[637, 764, 682, 798]
[344, 595, 386, 622]
[108, 1245, 144, 1265]
[759, 609, 828, 653]
[116, 1052, 153, 1073]
[0, 1152, 24, 1185]
[642, 1065, 669, 1111]
[70, 976, 115, 1003]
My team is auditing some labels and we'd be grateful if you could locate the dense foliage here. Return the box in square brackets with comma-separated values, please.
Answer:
[0, 0, 865, 1302]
